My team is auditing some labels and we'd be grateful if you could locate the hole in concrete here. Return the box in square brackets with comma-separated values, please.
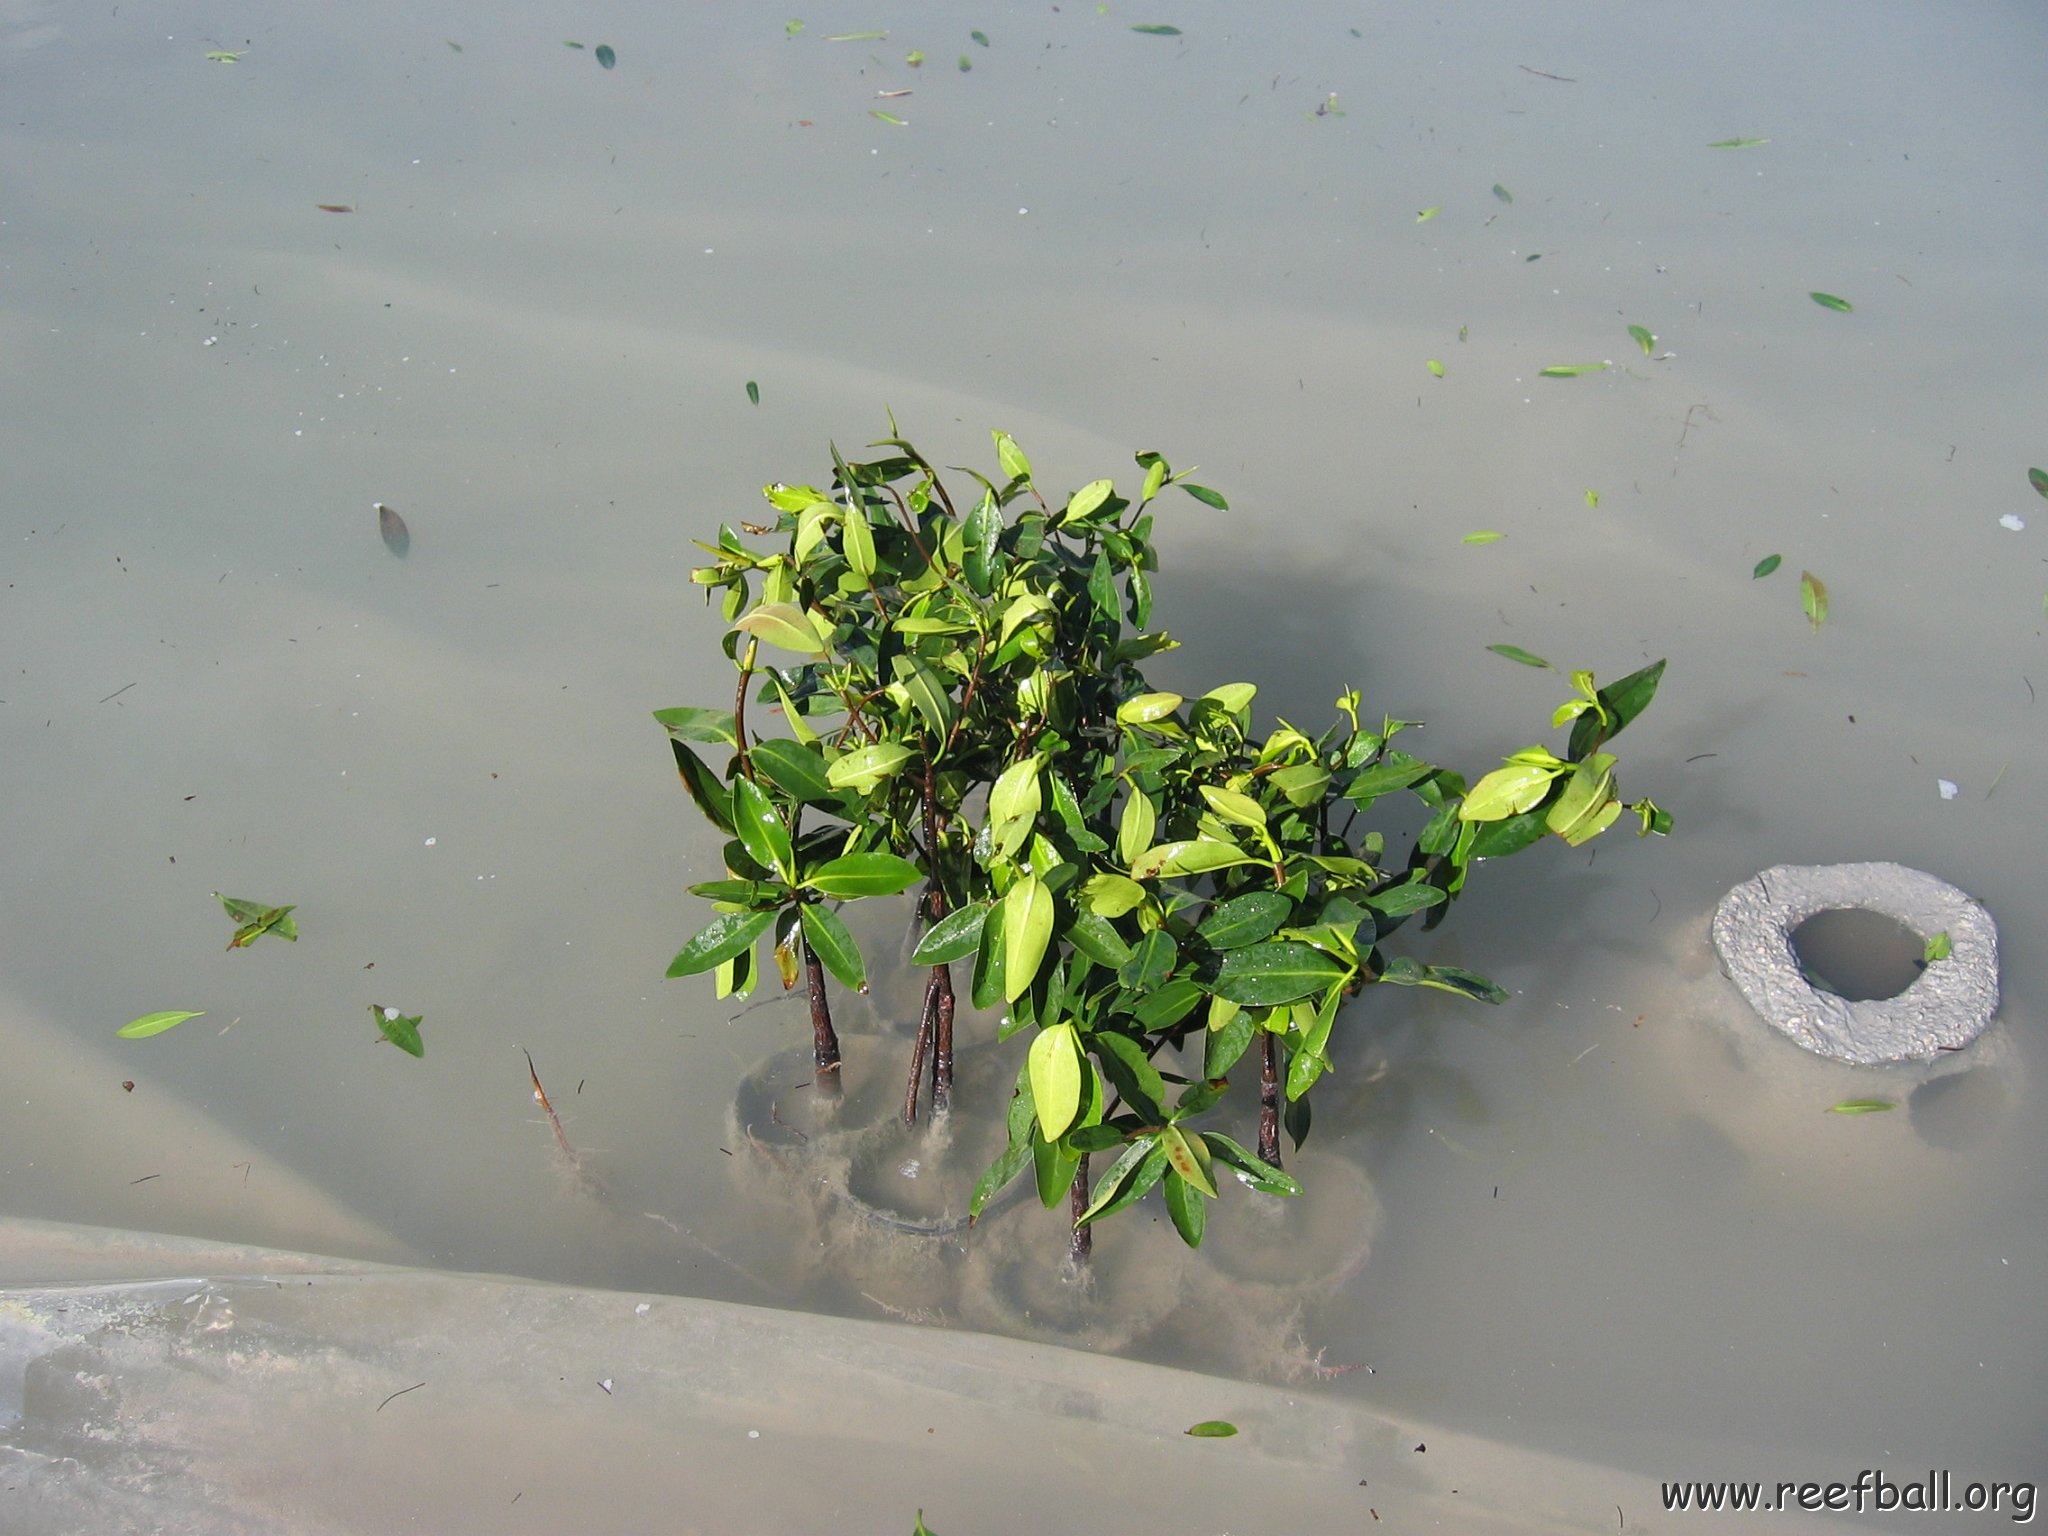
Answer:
[1787, 907, 1926, 1002]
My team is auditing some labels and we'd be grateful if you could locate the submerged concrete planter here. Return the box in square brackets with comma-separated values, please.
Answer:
[1710, 862, 1998, 1066]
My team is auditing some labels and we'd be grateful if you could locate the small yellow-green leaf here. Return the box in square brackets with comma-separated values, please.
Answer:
[1707, 136, 1771, 148]
[904, 48, 924, 65]
[1461, 763, 1562, 822]
[1161, 1125, 1217, 1198]
[733, 601, 828, 655]
[1129, 839, 1260, 880]
[1185, 1420, 1238, 1439]
[1584, 488, 1600, 509]
[1809, 291, 1853, 313]
[1627, 324, 1655, 356]
[1922, 931, 1952, 964]
[1061, 478, 1115, 526]
[118, 1010, 204, 1039]
[1827, 1098, 1895, 1115]
[1753, 553, 1782, 579]
[1002, 875, 1054, 1003]
[1028, 1020, 1083, 1140]
[785, 20, 804, 37]
[204, 50, 244, 62]
[825, 31, 887, 41]
[992, 429, 1032, 482]
[1081, 870, 1148, 918]
[1800, 570, 1829, 632]
[1198, 784, 1267, 829]
[1486, 643, 1552, 669]
[869, 109, 907, 126]
[1416, 205, 1441, 223]
[824, 740, 916, 792]
[1492, 183, 1512, 203]
[1538, 362, 1609, 377]
[1116, 691, 1183, 725]
[1426, 358, 1445, 377]
[1461, 530, 1505, 545]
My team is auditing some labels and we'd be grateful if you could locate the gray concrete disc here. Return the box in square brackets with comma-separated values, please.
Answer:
[1710, 862, 1998, 1065]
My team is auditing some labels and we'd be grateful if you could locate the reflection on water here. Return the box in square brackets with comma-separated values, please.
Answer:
[2, 0, 2043, 1495]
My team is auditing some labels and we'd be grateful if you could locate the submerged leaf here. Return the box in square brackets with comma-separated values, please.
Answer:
[1800, 570, 1829, 632]
[1130, 23, 1183, 35]
[1185, 1420, 1238, 1438]
[376, 502, 410, 557]
[1809, 291, 1853, 312]
[1486, 643, 1552, 669]
[118, 1010, 204, 1039]
[745, 380, 760, 406]
[1538, 362, 1609, 377]
[1752, 553, 1782, 579]
[1827, 1098, 1895, 1115]
[1707, 136, 1771, 149]
[594, 43, 616, 68]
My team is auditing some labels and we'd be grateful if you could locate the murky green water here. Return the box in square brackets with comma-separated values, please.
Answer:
[4, 0, 2042, 1503]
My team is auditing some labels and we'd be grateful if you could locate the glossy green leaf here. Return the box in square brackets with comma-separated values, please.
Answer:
[1178, 482, 1228, 510]
[1061, 478, 1114, 526]
[370, 1005, 425, 1058]
[1161, 1124, 1217, 1198]
[1365, 881, 1446, 918]
[1200, 1132, 1301, 1196]
[1545, 753, 1618, 845]
[825, 740, 916, 792]
[798, 902, 865, 991]
[670, 740, 735, 832]
[1800, 570, 1829, 632]
[1079, 871, 1148, 919]
[1129, 839, 1259, 880]
[843, 505, 877, 579]
[804, 851, 923, 898]
[118, 1010, 204, 1039]
[1066, 908, 1135, 967]
[1028, 1020, 1083, 1140]
[1163, 1168, 1206, 1246]
[1198, 784, 1266, 829]
[1753, 554, 1782, 579]
[1460, 762, 1561, 822]
[1091, 1031, 1166, 1122]
[1827, 1098, 1895, 1115]
[1211, 941, 1349, 1006]
[653, 706, 738, 746]
[1117, 928, 1178, 992]
[910, 902, 992, 964]
[1566, 659, 1665, 760]
[668, 907, 776, 977]
[1538, 363, 1609, 377]
[1196, 890, 1292, 950]
[1922, 930, 1952, 964]
[1116, 692, 1183, 725]
[748, 738, 835, 805]
[732, 601, 827, 655]
[1486, 643, 1551, 669]
[1809, 291, 1853, 312]
[1077, 1139, 1169, 1226]
[1002, 875, 1054, 1002]
[216, 893, 298, 949]
[992, 429, 1032, 482]
[731, 776, 793, 881]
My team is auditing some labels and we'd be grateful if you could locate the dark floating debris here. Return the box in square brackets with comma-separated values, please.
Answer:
[377, 501, 410, 558]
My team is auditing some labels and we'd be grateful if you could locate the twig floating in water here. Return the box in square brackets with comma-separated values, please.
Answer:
[376, 1381, 426, 1412]
[524, 1049, 577, 1160]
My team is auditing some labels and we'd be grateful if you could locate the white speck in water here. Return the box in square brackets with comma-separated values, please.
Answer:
[635, 1302, 650, 1316]
[1938, 779, 1960, 800]
[747, 1430, 760, 1439]
[424, 837, 436, 846]
[1999, 513, 2026, 531]
[599, 1379, 613, 1395]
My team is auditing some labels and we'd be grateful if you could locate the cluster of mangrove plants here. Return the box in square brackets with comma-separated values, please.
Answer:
[660, 425, 1668, 1264]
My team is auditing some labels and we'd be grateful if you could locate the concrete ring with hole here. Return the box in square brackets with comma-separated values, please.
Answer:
[1710, 861, 1999, 1065]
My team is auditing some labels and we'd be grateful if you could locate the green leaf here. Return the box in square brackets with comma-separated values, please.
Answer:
[667, 907, 776, 977]
[1116, 692, 1183, 725]
[1461, 762, 1562, 822]
[843, 505, 878, 579]
[963, 490, 1002, 594]
[785, 20, 804, 37]
[891, 654, 954, 741]
[1800, 570, 1829, 632]
[971, 30, 990, 45]
[1426, 358, 1445, 377]
[1118, 928, 1178, 993]
[370, 1005, 425, 1058]
[1460, 530, 1505, 544]
[1061, 478, 1115, 526]
[216, 893, 298, 949]
[1537, 362, 1609, 377]
[1809, 291, 1853, 313]
[1196, 890, 1292, 950]
[670, 740, 735, 833]
[868, 110, 907, 126]
[1627, 324, 1655, 356]
[1161, 1124, 1217, 1198]
[804, 851, 923, 898]
[992, 429, 1032, 482]
[798, 903, 865, 991]
[653, 706, 738, 746]
[1002, 875, 1055, 1002]
[1707, 136, 1771, 148]
[1029, 1021, 1084, 1140]
[1092, 1032, 1167, 1122]
[1486, 643, 1551, 669]
[731, 776, 794, 881]
[1827, 1098, 1896, 1115]
[914, 1511, 938, 1536]
[1544, 754, 1619, 845]
[1079, 871, 1147, 920]
[1163, 1168, 1206, 1246]
[911, 902, 992, 964]
[1922, 930, 1952, 965]
[594, 43, 616, 68]
[825, 740, 916, 792]
[1211, 941, 1349, 1006]
[1129, 839, 1260, 880]
[118, 1010, 204, 1039]
[824, 31, 887, 42]
[749, 738, 837, 805]
[1200, 1132, 1301, 1196]
[1366, 881, 1447, 918]
[1381, 962, 1509, 1005]
[1198, 784, 1266, 829]
[2030, 468, 2048, 500]
[732, 601, 827, 655]
[1492, 183, 1512, 203]
[1752, 553, 1782, 579]
[1416, 205, 1441, 223]
[1077, 1139, 1169, 1226]
[1178, 482, 1228, 510]
[1130, 23, 1182, 35]
[1566, 658, 1666, 760]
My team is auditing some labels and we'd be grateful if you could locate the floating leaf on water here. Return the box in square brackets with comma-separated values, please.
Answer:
[869, 109, 907, 125]
[1809, 291, 1853, 312]
[1752, 553, 1782, 579]
[376, 502, 410, 557]
[370, 1004, 425, 1058]
[1487, 644, 1552, 669]
[594, 43, 616, 68]
[1707, 136, 1771, 149]
[1426, 359, 1445, 377]
[2028, 467, 2048, 500]
[445, 40, 463, 51]
[1524, 252, 1542, 262]
[971, 29, 990, 46]
[913, 1513, 938, 1536]
[1627, 323, 1655, 355]
[825, 31, 888, 41]
[216, 892, 298, 949]
[1800, 570, 1828, 632]
[1923, 930, 1952, 964]
[785, 20, 805, 37]
[1416, 205, 1441, 223]
[118, 1010, 205, 1039]
[1461, 530, 1505, 545]
[958, 54, 971, 70]
[1492, 183, 1513, 203]
[1538, 362, 1608, 377]
[316, 204, 354, 214]
[904, 48, 924, 66]
[1130, 24, 1183, 36]
[745, 380, 760, 406]
[204, 50, 244, 63]
[1826, 1098, 1894, 1115]
[563, 40, 584, 49]
[1584, 489, 1600, 509]
[1185, 1420, 1238, 1438]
